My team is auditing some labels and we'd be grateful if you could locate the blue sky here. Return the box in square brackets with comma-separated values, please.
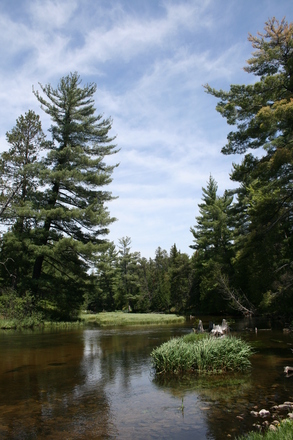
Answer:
[0, 0, 292, 258]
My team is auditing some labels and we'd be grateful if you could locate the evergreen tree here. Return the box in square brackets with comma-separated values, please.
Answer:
[135, 256, 153, 312]
[0, 111, 47, 291]
[0, 110, 46, 227]
[85, 242, 119, 312]
[205, 18, 293, 315]
[190, 176, 233, 313]
[29, 72, 119, 306]
[115, 237, 141, 311]
[169, 244, 192, 312]
[150, 247, 170, 311]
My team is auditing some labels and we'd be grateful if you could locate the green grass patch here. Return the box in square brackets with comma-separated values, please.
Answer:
[151, 334, 253, 375]
[0, 311, 185, 329]
[80, 311, 185, 327]
[237, 419, 293, 439]
[43, 320, 83, 328]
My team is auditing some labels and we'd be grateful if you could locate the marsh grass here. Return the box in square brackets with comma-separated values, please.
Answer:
[0, 315, 44, 329]
[0, 311, 184, 329]
[237, 419, 293, 439]
[80, 312, 185, 327]
[43, 321, 83, 328]
[151, 334, 253, 374]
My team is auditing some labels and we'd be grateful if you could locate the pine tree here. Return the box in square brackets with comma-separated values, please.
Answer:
[0, 111, 47, 291]
[205, 18, 293, 315]
[85, 242, 119, 312]
[190, 176, 233, 313]
[169, 244, 192, 312]
[28, 72, 119, 308]
[151, 247, 171, 311]
[0, 110, 46, 227]
[115, 237, 141, 311]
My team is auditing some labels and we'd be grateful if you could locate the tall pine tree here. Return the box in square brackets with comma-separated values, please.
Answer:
[205, 18, 293, 315]
[0, 110, 47, 291]
[30, 72, 118, 308]
[190, 176, 233, 313]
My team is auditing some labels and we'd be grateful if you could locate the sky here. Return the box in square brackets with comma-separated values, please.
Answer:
[0, 0, 292, 259]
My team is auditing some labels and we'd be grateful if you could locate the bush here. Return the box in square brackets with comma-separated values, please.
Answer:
[151, 334, 253, 375]
[0, 289, 43, 328]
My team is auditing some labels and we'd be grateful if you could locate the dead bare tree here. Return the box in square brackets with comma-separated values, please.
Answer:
[218, 273, 256, 316]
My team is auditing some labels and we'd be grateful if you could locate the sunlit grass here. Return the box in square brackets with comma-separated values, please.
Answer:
[151, 334, 253, 374]
[43, 320, 83, 328]
[80, 311, 185, 327]
[0, 311, 185, 329]
[0, 316, 43, 329]
[237, 419, 293, 439]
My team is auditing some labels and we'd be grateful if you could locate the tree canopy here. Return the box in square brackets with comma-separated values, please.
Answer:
[0, 73, 119, 317]
[204, 18, 293, 315]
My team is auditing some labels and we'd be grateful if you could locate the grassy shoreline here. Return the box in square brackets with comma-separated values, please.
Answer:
[0, 312, 186, 329]
[80, 311, 186, 327]
[237, 419, 293, 439]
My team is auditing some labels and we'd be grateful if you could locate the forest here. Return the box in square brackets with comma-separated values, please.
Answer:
[0, 18, 292, 323]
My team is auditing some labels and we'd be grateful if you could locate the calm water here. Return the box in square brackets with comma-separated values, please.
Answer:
[1, 318, 293, 439]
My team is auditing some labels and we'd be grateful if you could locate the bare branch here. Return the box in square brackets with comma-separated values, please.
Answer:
[218, 273, 256, 316]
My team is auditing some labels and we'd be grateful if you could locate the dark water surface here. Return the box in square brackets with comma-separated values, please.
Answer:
[1, 318, 293, 439]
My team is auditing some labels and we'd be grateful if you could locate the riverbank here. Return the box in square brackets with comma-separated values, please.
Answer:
[237, 418, 293, 439]
[80, 311, 186, 327]
[0, 311, 186, 329]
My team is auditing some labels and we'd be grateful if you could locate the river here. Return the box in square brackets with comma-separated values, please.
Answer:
[1, 317, 293, 439]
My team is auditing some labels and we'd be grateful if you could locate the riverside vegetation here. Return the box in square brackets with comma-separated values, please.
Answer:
[237, 419, 293, 440]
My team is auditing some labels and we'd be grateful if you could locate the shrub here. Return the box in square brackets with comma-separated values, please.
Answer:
[0, 289, 43, 328]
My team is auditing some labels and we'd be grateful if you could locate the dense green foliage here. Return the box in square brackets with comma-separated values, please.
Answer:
[0, 73, 118, 320]
[202, 18, 293, 317]
[1, 18, 293, 322]
[151, 334, 253, 374]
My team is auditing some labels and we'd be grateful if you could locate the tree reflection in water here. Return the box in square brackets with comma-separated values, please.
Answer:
[1, 323, 293, 439]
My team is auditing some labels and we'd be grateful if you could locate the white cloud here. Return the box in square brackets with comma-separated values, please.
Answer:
[29, 0, 78, 29]
[78, 0, 212, 63]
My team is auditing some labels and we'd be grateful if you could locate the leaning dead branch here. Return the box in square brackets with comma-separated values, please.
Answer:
[218, 274, 256, 316]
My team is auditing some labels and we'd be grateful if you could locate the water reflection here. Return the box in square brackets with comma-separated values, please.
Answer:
[1, 323, 293, 439]
[0, 329, 116, 439]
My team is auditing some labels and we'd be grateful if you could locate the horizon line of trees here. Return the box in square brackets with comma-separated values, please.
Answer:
[0, 17, 293, 321]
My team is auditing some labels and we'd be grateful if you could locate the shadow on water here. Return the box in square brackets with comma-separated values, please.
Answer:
[0, 318, 293, 439]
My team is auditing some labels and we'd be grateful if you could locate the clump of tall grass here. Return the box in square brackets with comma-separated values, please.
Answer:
[151, 334, 253, 375]
[237, 419, 293, 439]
